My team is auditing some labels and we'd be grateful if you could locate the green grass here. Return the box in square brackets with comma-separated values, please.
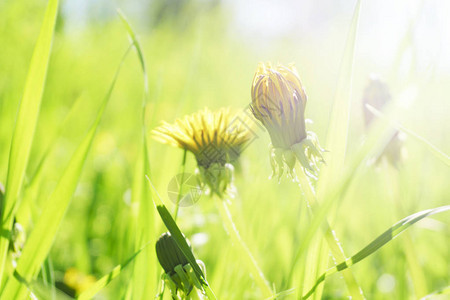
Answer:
[0, 0, 449, 299]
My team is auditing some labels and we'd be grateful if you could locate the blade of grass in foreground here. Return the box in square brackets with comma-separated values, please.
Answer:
[319, 0, 361, 181]
[291, 86, 416, 297]
[288, 124, 397, 293]
[15, 95, 84, 230]
[300, 1, 363, 299]
[146, 177, 217, 300]
[302, 205, 450, 299]
[0, 0, 59, 285]
[301, 88, 419, 256]
[117, 10, 158, 299]
[289, 92, 410, 294]
[0, 48, 130, 300]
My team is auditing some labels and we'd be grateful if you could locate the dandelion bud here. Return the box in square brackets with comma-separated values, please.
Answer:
[251, 62, 324, 179]
[156, 232, 207, 298]
[251, 62, 307, 149]
[155, 232, 189, 275]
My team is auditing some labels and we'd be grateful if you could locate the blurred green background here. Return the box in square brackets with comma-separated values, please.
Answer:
[0, 0, 449, 299]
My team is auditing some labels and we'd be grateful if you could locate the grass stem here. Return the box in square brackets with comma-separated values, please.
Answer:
[214, 195, 273, 299]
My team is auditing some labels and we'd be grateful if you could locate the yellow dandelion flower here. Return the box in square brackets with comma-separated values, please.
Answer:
[152, 108, 254, 196]
[251, 62, 324, 179]
[63, 268, 96, 296]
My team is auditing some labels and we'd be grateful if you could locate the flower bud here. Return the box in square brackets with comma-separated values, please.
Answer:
[251, 62, 307, 149]
[252, 62, 325, 179]
[155, 232, 189, 275]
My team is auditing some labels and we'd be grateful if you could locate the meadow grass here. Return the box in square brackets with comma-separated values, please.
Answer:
[0, 0, 449, 299]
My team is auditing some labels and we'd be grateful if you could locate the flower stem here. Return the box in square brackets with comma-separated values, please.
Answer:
[296, 170, 365, 300]
[174, 149, 188, 221]
[214, 196, 273, 299]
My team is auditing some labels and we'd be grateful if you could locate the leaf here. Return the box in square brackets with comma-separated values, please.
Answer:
[319, 0, 362, 184]
[290, 90, 410, 294]
[0, 0, 59, 284]
[116, 10, 158, 299]
[0, 47, 130, 299]
[302, 1, 364, 298]
[15, 94, 84, 230]
[302, 205, 450, 299]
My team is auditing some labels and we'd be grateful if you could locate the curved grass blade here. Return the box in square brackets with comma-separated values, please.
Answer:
[16, 95, 84, 230]
[289, 90, 411, 290]
[302, 1, 363, 298]
[319, 0, 361, 181]
[302, 205, 450, 299]
[117, 10, 148, 103]
[0, 0, 59, 284]
[146, 177, 217, 300]
[77, 243, 150, 300]
[117, 10, 158, 299]
[129, 144, 155, 299]
[0, 48, 131, 299]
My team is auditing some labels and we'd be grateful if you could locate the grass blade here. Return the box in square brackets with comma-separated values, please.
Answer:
[302, 205, 450, 299]
[116, 10, 158, 299]
[0, 0, 59, 284]
[303, 1, 363, 298]
[290, 90, 413, 292]
[77, 243, 150, 300]
[15, 95, 84, 230]
[319, 0, 361, 182]
[0, 48, 130, 299]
